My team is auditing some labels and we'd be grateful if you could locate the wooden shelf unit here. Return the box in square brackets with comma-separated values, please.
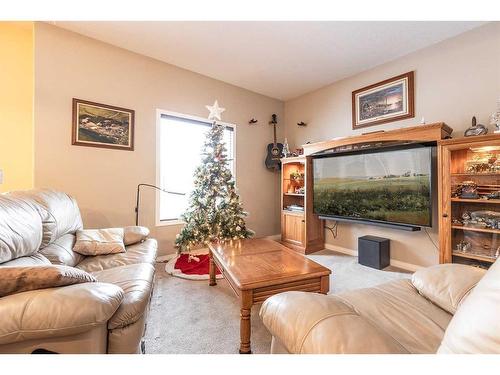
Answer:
[451, 225, 500, 235]
[451, 198, 500, 204]
[280, 157, 324, 254]
[439, 134, 500, 267]
[452, 251, 496, 264]
[451, 173, 500, 177]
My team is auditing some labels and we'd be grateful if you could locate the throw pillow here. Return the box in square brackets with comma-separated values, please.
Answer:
[0, 265, 97, 297]
[73, 228, 126, 256]
[123, 226, 150, 246]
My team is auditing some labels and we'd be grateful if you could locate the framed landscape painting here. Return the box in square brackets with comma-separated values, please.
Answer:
[72, 98, 135, 151]
[352, 71, 414, 130]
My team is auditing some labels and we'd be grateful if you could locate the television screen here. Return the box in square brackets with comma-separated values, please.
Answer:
[313, 145, 433, 227]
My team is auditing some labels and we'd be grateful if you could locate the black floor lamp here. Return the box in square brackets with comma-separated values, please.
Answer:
[135, 183, 185, 226]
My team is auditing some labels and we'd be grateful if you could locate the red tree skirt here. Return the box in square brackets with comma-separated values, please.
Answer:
[165, 250, 222, 280]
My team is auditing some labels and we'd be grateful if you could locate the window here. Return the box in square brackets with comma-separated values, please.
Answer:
[157, 111, 235, 224]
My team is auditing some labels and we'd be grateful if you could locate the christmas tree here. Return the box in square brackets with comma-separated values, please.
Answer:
[175, 122, 253, 252]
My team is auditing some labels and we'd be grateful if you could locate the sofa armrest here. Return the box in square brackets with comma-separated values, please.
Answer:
[0, 282, 123, 345]
[259, 291, 408, 354]
[123, 226, 150, 246]
[411, 263, 486, 314]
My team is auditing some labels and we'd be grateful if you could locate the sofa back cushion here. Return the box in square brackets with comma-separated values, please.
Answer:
[0, 195, 43, 263]
[438, 258, 500, 353]
[0, 253, 51, 267]
[10, 189, 83, 247]
[39, 233, 85, 267]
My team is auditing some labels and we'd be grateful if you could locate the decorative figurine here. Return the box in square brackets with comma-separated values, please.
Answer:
[464, 116, 488, 137]
[459, 181, 479, 199]
[485, 191, 500, 200]
[471, 211, 500, 229]
[490, 98, 500, 133]
[456, 240, 472, 252]
[282, 138, 291, 158]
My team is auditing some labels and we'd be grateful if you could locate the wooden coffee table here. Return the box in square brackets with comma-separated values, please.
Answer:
[208, 238, 331, 354]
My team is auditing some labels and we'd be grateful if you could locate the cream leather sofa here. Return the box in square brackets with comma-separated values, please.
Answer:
[0, 189, 157, 354]
[260, 258, 500, 354]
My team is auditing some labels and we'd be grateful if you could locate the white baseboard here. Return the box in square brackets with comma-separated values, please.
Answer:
[324, 243, 358, 257]
[156, 253, 178, 263]
[389, 259, 422, 272]
[324, 243, 421, 272]
[263, 234, 281, 241]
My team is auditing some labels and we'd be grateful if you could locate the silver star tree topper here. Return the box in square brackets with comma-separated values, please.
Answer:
[206, 100, 226, 121]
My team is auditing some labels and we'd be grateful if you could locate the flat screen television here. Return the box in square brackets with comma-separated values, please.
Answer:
[312, 143, 435, 229]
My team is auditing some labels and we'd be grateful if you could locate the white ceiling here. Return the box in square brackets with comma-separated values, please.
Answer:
[52, 21, 485, 101]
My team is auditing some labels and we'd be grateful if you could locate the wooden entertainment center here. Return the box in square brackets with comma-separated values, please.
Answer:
[280, 122, 500, 268]
[439, 134, 500, 267]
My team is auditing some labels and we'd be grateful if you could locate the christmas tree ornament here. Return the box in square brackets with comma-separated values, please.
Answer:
[205, 100, 226, 121]
[175, 122, 254, 254]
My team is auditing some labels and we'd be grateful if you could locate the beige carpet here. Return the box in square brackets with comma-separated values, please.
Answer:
[144, 249, 410, 354]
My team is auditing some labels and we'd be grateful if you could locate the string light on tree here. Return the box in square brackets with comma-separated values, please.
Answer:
[175, 101, 253, 253]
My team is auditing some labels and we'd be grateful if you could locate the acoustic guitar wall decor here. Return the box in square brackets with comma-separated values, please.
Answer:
[265, 114, 283, 171]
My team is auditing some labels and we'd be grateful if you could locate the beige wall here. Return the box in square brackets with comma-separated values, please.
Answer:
[284, 22, 500, 267]
[34, 22, 500, 265]
[34, 23, 284, 255]
[0, 22, 34, 192]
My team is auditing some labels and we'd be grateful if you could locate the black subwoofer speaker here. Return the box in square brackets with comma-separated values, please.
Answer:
[358, 235, 390, 270]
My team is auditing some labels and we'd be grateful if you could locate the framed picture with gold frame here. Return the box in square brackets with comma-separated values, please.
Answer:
[352, 71, 414, 130]
[72, 98, 135, 151]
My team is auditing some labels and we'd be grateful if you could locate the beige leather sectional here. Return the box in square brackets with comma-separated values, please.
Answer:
[0, 189, 157, 354]
[260, 259, 500, 354]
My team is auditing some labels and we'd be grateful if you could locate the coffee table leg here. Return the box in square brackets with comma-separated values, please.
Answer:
[209, 250, 217, 286]
[239, 291, 252, 354]
[320, 275, 330, 294]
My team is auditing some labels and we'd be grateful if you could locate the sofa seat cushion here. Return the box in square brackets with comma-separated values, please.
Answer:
[0, 253, 51, 267]
[260, 291, 408, 354]
[338, 279, 453, 354]
[0, 283, 123, 345]
[39, 234, 85, 267]
[91, 263, 155, 330]
[76, 238, 157, 273]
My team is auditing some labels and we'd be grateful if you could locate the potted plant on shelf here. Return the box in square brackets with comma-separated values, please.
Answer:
[290, 170, 304, 182]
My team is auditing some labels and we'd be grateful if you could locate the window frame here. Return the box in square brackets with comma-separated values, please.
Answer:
[155, 109, 237, 227]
